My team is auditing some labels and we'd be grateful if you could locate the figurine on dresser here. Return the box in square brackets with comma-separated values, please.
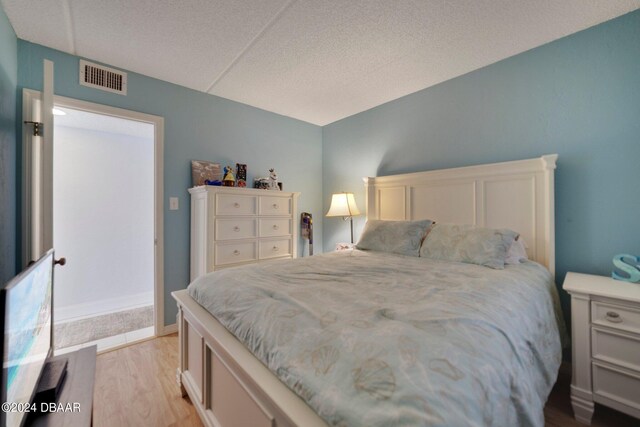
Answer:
[254, 168, 281, 190]
[223, 166, 235, 187]
[268, 168, 279, 190]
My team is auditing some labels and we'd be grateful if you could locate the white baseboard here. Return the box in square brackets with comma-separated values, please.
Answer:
[55, 291, 154, 323]
[160, 323, 178, 336]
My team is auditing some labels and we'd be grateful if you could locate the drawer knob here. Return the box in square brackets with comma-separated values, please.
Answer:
[233, 226, 240, 232]
[272, 203, 279, 209]
[605, 311, 622, 323]
[272, 246, 279, 252]
[234, 202, 240, 208]
[233, 250, 240, 256]
[273, 225, 279, 230]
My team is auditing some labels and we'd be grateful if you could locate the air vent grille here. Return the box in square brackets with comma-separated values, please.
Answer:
[79, 60, 127, 95]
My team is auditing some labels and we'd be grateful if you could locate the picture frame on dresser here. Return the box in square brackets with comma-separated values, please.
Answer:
[188, 186, 300, 281]
[563, 272, 640, 425]
[191, 160, 221, 187]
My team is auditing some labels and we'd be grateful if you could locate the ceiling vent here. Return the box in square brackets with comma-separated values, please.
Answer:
[79, 60, 127, 95]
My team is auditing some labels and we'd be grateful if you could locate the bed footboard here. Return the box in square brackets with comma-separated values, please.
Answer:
[172, 290, 327, 427]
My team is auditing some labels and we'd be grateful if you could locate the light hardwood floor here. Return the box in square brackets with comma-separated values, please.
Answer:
[94, 335, 638, 427]
[94, 334, 202, 427]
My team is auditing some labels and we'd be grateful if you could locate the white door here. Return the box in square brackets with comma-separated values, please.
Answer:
[22, 59, 55, 264]
[23, 89, 166, 337]
[52, 109, 155, 331]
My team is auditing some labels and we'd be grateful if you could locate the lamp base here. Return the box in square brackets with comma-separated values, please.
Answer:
[350, 216, 354, 244]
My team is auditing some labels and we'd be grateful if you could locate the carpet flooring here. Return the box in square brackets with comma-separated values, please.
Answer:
[54, 305, 153, 349]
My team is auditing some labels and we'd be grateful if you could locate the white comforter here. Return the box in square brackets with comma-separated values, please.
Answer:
[188, 250, 565, 427]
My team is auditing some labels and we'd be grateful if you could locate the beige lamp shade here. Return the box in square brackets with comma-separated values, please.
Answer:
[327, 192, 361, 244]
[326, 193, 361, 217]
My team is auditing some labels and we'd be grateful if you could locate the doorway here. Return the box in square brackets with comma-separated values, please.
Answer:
[53, 107, 155, 352]
[21, 90, 165, 353]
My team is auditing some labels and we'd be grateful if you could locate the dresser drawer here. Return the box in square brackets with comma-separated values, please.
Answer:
[592, 300, 640, 335]
[215, 242, 257, 266]
[215, 219, 257, 241]
[592, 363, 640, 411]
[259, 239, 292, 260]
[216, 194, 257, 216]
[259, 218, 292, 238]
[592, 328, 640, 371]
[259, 196, 291, 216]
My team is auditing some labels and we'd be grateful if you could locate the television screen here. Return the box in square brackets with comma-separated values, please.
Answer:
[1, 250, 54, 427]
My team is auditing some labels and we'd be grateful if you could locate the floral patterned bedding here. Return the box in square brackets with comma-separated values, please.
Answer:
[188, 250, 565, 427]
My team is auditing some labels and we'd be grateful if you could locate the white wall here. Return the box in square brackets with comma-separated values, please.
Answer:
[53, 121, 154, 321]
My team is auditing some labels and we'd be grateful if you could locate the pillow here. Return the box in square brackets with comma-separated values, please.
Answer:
[356, 220, 433, 257]
[419, 223, 518, 269]
[505, 237, 529, 265]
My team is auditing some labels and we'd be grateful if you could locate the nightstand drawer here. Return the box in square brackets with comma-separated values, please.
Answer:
[259, 196, 291, 216]
[592, 363, 640, 411]
[216, 194, 257, 215]
[564, 272, 640, 423]
[592, 328, 640, 371]
[259, 239, 292, 260]
[216, 219, 257, 241]
[259, 218, 291, 237]
[215, 242, 257, 266]
[592, 301, 640, 335]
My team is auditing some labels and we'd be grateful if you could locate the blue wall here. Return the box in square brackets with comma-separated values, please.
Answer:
[17, 41, 323, 325]
[0, 8, 17, 285]
[323, 10, 640, 319]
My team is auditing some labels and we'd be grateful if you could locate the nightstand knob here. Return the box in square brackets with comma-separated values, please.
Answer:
[606, 311, 622, 323]
[272, 203, 279, 209]
[233, 226, 240, 232]
[233, 250, 240, 256]
[234, 202, 240, 208]
[273, 225, 279, 230]
[272, 246, 279, 252]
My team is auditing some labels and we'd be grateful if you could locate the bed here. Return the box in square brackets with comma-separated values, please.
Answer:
[173, 154, 561, 427]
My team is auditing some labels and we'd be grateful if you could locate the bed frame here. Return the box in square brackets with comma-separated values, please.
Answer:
[172, 154, 558, 427]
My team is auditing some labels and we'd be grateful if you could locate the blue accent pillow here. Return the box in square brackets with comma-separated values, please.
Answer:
[420, 223, 518, 269]
[356, 220, 433, 257]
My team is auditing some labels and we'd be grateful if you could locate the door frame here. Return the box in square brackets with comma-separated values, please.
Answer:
[22, 89, 167, 336]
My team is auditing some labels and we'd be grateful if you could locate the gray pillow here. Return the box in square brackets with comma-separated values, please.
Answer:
[419, 223, 518, 269]
[356, 220, 433, 257]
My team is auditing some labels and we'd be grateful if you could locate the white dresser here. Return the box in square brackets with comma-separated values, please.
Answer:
[563, 272, 640, 424]
[189, 186, 300, 281]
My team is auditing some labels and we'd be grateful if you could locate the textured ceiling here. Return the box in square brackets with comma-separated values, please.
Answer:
[4, 0, 640, 125]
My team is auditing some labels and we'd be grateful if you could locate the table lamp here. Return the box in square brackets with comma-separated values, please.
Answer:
[326, 192, 361, 244]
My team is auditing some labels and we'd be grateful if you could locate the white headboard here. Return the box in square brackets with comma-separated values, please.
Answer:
[363, 155, 558, 275]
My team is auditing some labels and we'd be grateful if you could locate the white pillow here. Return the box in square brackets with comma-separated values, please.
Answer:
[505, 237, 529, 265]
[419, 224, 519, 269]
[356, 220, 434, 257]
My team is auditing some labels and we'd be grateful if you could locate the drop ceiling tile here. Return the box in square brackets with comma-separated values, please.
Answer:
[209, 0, 426, 121]
[211, 0, 640, 124]
[2, 0, 73, 53]
[69, 0, 289, 91]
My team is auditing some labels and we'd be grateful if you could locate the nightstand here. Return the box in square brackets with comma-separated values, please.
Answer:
[563, 272, 640, 424]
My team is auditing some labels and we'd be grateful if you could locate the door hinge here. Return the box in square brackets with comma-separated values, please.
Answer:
[24, 121, 43, 136]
